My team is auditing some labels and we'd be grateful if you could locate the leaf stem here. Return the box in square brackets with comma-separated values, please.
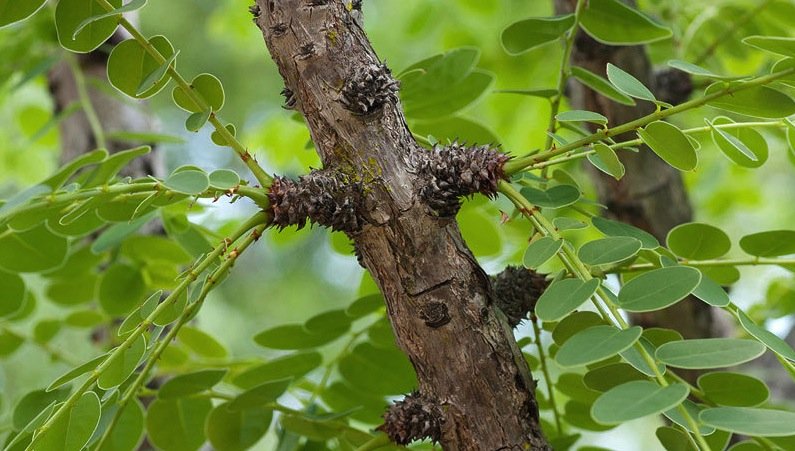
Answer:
[498, 180, 712, 451]
[693, 0, 775, 65]
[542, 0, 588, 154]
[29, 212, 268, 450]
[530, 317, 563, 436]
[504, 66, 795, 175]
[615, 257, 795, 273]
[92, 0, 272, 187]
[65, 53, 107, 150]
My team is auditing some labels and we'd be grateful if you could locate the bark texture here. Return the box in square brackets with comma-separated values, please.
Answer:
[555, 0, 726, 345]
[254, 1, 548, 449]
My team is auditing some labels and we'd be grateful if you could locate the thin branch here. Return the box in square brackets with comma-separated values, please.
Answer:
[504, 66, 795, 175]
[693, 0, 775, 65]
[65, 53, 107, 150]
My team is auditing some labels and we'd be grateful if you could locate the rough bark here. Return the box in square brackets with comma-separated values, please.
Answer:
[554, 0, 727, 344]
[254, 1, 548, 449]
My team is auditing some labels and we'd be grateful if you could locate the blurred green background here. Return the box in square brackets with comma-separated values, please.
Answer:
[1, 0, 795, 449]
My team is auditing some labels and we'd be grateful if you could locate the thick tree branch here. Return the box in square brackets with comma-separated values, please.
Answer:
[253, 1, 548, 448]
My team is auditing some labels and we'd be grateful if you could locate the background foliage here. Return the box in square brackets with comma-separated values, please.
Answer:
[1, 0, 795, 450]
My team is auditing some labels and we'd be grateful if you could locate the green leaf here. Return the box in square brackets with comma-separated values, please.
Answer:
[91, 212, 156, 254]
[146, 397, 211, 451]
[280, 414, 343, 441]
[55, 0, 122, 53]
[72, 0, 147, 39]
[736, 310, 795, 362]
[210, 124, 237, 146]
[97, 399, 145, 451]
[400, 48, 493, 119]
[556, 325, 642, 367]
[553, 217, 587, 231]
[232, 351, 322, 389]
[48, 354, 107, 391]
[739, 230, 795, 257]
[666, 222, 731, 260]
[178, 326, 228, 358]
[708, 117, 768, 167]
[592, 217, 658, 249]
[0, 330, 25, 357]
[579, 0, 672, 45]
[637, 121, 698, 171]
[666, 60, 726, 79]
[583, 363, 647, 392]
[13, 388, 70, 430]
[0, 269, 25, 317]
[339, 343, 416, 395]
[254, 323, 347, 350]
[158, 369, 227, 399]
[588, 143, 625, 180]
[663, 399, 714, 435]
[206, 402, 272, 451]
[656, 426, 695, 451]
[520, 185, 580, 208]
[345, 294, 384, 318]
[591, 381, 688, 424]
[578, 237, 642, 266]
[172, 73, 225, 113]
[151, 289, 186, 327]
[617, 266, 701, 312]
[84, 146, 152, 187]
[163, 170, 210, 195]
[42, 149, 107, 190]
[37, 392, 101, 451]
[556, 110, 608, 125]
[108, 36, 175, 99]
[208, 169, 240, 190]
[571, 66, 635, 106]
[185, 110, 211, 132]
[228, 378, 292, 411]
[692, 272, 730, 307]
[698, 372, 769, 407]
[522, 237, 562, 268]
[552, 311, 606, 345]
[98, 335, 146, 389]
[705, 82, 795, 119]
[743, 36, 795, 58]
[607, 63, 656, 102]
[0, 0, 47, 28]
[99, 264, 145, 316]
[411, 116, 500, 146]
[65, 310, 105, 329]
[700, 407, 795, 437]
[137, 50, 179, 96]
[34, 319, 62, 344]
[656, 338, 766, 369]
[0, 225, 69, 273]
[494, 89, 558, 99]
[536, 278, 600, 322]
[500, 14, 575, 55]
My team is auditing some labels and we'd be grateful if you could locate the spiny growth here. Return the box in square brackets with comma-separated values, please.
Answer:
[378, 391, 443, 445]
[416, 142, 510, 216]
[267, 170, 364, 232]
[491, 266, 549, 327]
[340, 62, 399, 115]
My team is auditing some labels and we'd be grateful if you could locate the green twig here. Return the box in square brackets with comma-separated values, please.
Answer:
[354, 433, 392, 451]
[530, 318, 563, 436]
[92, 0, 273, 188]
[94, 215, 267, 450]
[66, 53, 107, 150]
[504, 66, 795, 175]
[29, 212, 268, 450]
[615, 257, 795, 273]
[693, 0, 775, 65]
[498, 180, 712, 451]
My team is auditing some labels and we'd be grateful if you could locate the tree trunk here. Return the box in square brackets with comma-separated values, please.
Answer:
[554, 0, 727, 345]
[253, 1, 548, 449]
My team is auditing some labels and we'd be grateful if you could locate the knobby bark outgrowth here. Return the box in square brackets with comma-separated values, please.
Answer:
[554, 0, 729, 348]
[253, 1, 549, 449]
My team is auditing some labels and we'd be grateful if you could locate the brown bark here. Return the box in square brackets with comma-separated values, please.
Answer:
[254, 1, 548, 449]
[554, 0, 726, 344]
